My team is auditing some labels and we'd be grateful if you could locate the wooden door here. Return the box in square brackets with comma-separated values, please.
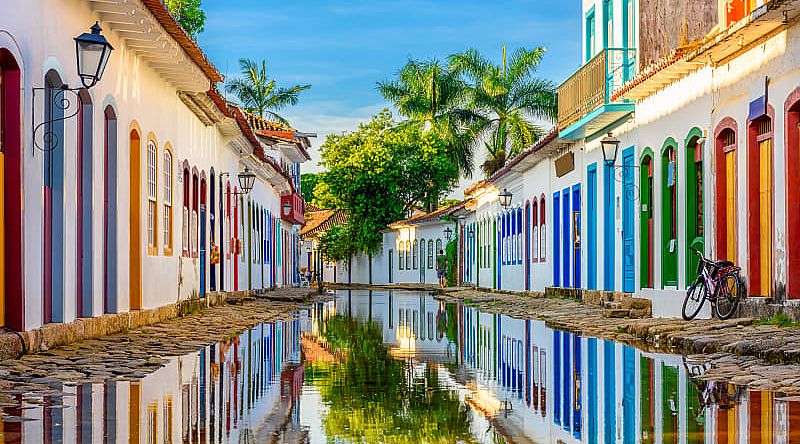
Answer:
[129, 130, 142, 310]
[759, 138, 772, 296]
[725, 150, 737, 262]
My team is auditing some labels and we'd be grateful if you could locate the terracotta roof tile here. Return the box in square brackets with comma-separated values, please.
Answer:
[139, 0, 223, 83]
[301, 209, 348, 238]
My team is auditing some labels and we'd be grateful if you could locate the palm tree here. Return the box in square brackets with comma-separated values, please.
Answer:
[225, 58, 311, 125]
[377, 59, 476, 178]
[449, 45, 557, 176]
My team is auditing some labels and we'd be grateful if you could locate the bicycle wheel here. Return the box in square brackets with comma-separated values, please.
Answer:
[715, 272, 743, 320]
[683, 279, 707, 321]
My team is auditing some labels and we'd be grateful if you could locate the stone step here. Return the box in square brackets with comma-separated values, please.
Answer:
[603, 309, 630, 318]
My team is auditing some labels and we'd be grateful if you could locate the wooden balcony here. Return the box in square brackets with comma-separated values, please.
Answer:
[557, 48, 636, 139]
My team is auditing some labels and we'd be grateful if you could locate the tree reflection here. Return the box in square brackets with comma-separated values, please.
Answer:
[305, 315, 477, 443]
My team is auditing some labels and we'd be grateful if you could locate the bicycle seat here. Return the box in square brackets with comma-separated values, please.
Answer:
[715, 260, 734, 268]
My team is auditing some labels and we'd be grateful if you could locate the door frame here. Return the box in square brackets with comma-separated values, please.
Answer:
[587, 164, 598, 290]
[622, 147, 635, 293]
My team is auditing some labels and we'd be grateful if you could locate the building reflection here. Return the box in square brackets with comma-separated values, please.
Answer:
[321, 290, 800, 443]
[0, 316, 305, 444]
[3, 292, 800, 443]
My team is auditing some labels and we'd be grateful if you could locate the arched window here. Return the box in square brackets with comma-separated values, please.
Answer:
[532, 199, 539, 263]
[162, 147, 173, 255]
[405, 241, 411, 269]
[428, 240, 434, 268]
[146, 139, 158, 254]
[413, 240, 418, 269]
[182, 165, 190, 256]
[436, 239, 443, 255]
[398, 242, 404, 270]
[540, 196, 546, 261]
[103, 106, 118, 314]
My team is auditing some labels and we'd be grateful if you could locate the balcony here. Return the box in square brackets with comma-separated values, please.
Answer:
[557, 48, 636, 140]
[281, 192, 305, 226]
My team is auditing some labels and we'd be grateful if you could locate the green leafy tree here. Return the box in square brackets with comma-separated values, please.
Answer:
[225, 58, 311, 125]
[449, 44, 557, 176]
[300, 173, 321, 204]
[317, 110, 459, 255]
[165, 0, 206, 38]
[378, 59, 476, 178]
[304, 315, 476, 443]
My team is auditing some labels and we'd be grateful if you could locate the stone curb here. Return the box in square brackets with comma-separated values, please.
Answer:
[0, 290, 243, 362]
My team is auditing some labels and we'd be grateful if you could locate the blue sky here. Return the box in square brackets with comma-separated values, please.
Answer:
[198, 0, 582, 172]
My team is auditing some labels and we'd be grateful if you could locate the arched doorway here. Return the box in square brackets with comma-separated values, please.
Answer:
[129, 127, 142, 310]
[786, 93, 800, 298]
[714, 120, 738, 266]
[639, 149, 654, 288]
[44, 70, 66, 323]
[748, 114, 773, 297]
[209, 168, 216, 291]
[77, 90, 93, 318]
[103, 106, 118, 313]
[684, 129, 705, 284]
[660, 139, 678, 288]
[0, 48, 23, 330]
[200, 173, 207, 297]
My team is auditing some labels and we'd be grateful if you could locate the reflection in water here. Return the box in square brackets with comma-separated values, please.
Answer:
[2, 290, 800, 443]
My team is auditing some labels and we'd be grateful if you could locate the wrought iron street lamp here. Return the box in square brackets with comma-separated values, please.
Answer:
[74, 22, 114, 89]
[237, 167, 256, 194]
[444, 226, 453, 241]
[600, 132, 621, 167]
[34, 22, 114, 151]
[498, 188, 512, 209]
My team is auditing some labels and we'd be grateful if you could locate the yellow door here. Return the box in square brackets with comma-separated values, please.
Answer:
[725, 151, 737, 263]
[129, 381, 141, 443]
[759, 138, 772, 296]
[760, 391, 773, 443]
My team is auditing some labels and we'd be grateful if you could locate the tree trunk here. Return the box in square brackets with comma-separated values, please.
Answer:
[368, 253, 373, 284]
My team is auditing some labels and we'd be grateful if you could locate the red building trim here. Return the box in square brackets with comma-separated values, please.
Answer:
[746, 104, 774, 297]
[714, 117, 738, 263]
[785, 88, 800, 298]
[0, 49, 24, 330]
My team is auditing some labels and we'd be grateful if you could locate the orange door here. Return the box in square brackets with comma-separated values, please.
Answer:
[129, 130, 142, 310]
[759, 138, 772, 296]
[725, 151, 737, 263]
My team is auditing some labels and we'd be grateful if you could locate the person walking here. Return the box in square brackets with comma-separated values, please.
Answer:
[436, 249, 448, 289]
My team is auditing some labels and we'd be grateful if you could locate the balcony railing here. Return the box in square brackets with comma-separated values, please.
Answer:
[557, 48, 636, 132]
[281, 192, 305, 226]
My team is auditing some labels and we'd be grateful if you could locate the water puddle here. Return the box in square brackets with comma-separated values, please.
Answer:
[1, 289, 799, 443]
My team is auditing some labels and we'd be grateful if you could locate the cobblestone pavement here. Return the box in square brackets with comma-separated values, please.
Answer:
[0, 289, 313, 406]
[440, 288, 800, 393]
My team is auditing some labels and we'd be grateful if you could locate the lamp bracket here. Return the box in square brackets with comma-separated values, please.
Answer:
[31, 85, 82, 154]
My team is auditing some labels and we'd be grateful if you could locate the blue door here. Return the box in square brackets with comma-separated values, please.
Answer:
[604, 163, 615, 291]
[200, 203, 206, 297]
[553, 193, 561, 287]
[623, 346, 636, 444]
[572, 334, 582, 439]
[588, 165, 598, 289]
[572, 185, 581, 288]
[562, 188, 570, 287]
[587, 338, 598, 444]
[496, 216, 502, 289]
[562, 331, 571, 431]
[603, 340, 616, 444]
[622, 148, 635, 292]
[553, 330, 562, 425]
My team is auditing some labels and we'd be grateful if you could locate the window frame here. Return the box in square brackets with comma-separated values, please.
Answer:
[146, 138, 158, 255]
[162, 146, 173, 256]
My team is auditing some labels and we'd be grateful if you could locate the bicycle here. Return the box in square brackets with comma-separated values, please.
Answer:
[682, 248, 745, 320]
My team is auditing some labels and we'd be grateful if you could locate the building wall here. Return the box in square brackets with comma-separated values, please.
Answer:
[638, 0, 717, 66]
[0, 0, 300, 331]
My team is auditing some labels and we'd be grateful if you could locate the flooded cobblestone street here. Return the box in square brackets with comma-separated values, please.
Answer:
[2, 289, 800, 442]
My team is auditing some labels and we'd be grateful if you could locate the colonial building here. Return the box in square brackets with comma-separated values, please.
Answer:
[0, 0, 310, 332]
